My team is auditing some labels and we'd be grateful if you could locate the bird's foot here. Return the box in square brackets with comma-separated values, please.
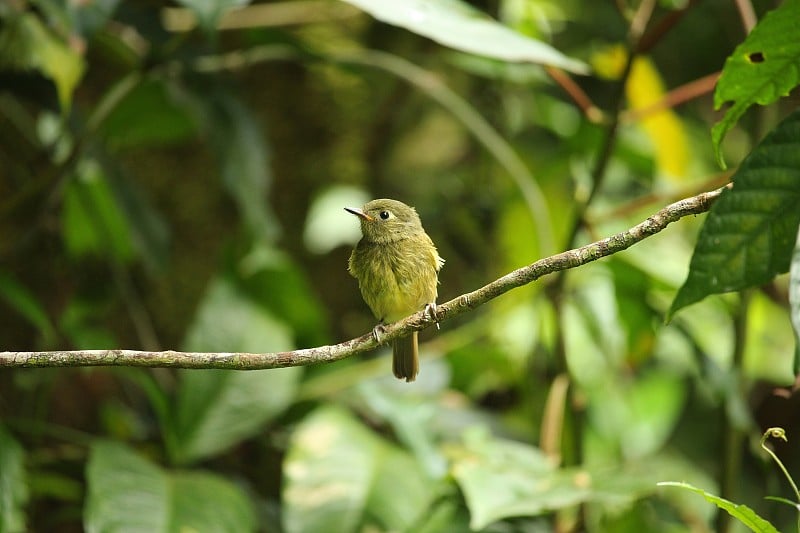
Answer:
[424, 302, 440, 330]
[372, 323, 387, 344]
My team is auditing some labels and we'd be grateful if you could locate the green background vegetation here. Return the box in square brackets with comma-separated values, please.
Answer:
[2, 0, 800, 531]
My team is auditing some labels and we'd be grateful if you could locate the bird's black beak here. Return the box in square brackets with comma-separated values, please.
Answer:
[345, 207, 374, 222]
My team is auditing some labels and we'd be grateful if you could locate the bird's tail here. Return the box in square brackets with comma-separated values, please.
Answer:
[392, 332, 419, 382]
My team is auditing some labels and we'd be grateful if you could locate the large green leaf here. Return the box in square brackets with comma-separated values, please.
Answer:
[711, 0, 800, 168]
[0, 426, 28, 533]
[85, 441, 255, 533]
[670, 110, 800, 318]
[450, 428, 690, 530]
[658, 482, 778, 533]
[169, 278, 300, 464]
[342, 0, 588, 74]
[282, 406, 434, 533]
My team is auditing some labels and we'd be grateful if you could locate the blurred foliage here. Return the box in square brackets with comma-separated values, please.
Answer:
[1, 0, 800, 532]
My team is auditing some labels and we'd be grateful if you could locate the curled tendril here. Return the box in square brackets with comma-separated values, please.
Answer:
[760, 427, 800, 506]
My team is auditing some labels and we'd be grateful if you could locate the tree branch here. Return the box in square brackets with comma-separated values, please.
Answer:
[0, 186, 729, 370]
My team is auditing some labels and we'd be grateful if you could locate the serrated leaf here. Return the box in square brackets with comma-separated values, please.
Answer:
[342, 0, 588, 74]
[711, 0, 800, 168]
[170, 278, 300, 464]
[670, 110, 800, 319]
[0, 426, 28, 533]
[282, 406, 433, 533]
[658, 482, 778, 533]
[85, 441, 256, 533]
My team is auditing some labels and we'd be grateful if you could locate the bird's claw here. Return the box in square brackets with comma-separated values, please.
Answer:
[372, 323, 387, 344]
[424, 303, 440, 330]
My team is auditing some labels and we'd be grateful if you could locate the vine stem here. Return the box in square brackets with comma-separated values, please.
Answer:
[0, 185, 728, 369]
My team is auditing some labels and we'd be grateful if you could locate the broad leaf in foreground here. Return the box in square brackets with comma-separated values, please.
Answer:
[658, 482, 778, 533]
[282, 406, 433, 533]
[85, 441, 255, 533]
[711, 0, 800, 167]
[342, 0, 588, 74]
[670, 110, 800, 318]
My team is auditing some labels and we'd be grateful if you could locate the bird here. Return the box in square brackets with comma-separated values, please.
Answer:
[345, 199, 444, 382]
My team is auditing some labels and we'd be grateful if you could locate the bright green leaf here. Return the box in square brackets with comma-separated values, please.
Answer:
[711, 0, 800, 168]
[85, 441, 256, 533]
[450, 428, 685, 530]
[342, 0, 588, 74]
[283, 406, 433, 533]
[670, 110, 800, 318]
[658, 482, 779, 533]
[0, 426, 28, 533]
[170, 278, 300, 464]
[0, 13, 85, 110]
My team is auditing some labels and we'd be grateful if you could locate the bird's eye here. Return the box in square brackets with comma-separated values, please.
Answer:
[379, 210, 391, 220]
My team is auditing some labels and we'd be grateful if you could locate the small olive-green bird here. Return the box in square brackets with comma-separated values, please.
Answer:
[346, 199, 444, 382]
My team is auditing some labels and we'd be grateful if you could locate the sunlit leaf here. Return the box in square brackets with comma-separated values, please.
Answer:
[283, 406, 434, 533]
[342, 0, 588, 74]
[790, 226, 800, 373]
[658, 482, 778, 533]
[711, 0, 800, 168]
[303, 185, 370, 255]
[171, 278, 300, 464]
[0, 426, 28, 533]
[670, 110, 800, 318]
[0, 13, 85, 110]
[85, 441, 255, 533]
[450, 428, 683, 530]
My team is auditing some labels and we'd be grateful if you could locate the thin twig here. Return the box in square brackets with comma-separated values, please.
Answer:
[545, 66, 605, 124]
[0, 185, 729, 369]
[621, 71, 720, 123]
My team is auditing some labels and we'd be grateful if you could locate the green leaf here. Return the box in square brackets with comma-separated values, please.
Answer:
[282, 406, 434, 533]
[670, 110, 800, 318]
[200, 87, 278, 242]
[85, 441, 256, 533]
[62, 160, 134, 262]
[170, 278, 300, 464]
[175, 0, 251, 34]
[658, 482, 779, 533]
[450, 428, 679, 530]
[790, 226, 800, 374]
[341, 0, 588, 74]
[0, 426, 28, 533]
[0, 270, 55, 344]
[100, 79, 198, 148]
[711, 0, 800, 168]
[0, 12, 85, 110]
